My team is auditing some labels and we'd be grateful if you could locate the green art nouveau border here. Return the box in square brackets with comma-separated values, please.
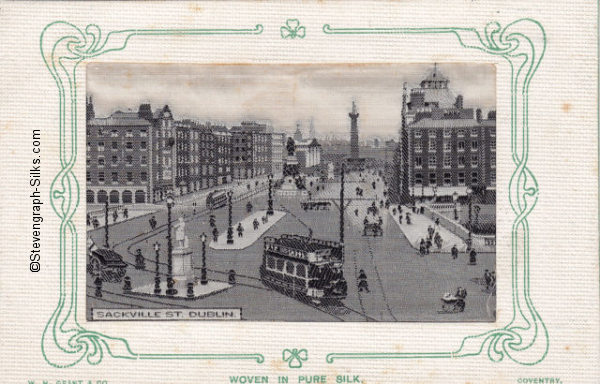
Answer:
[40, 18, 547, 368]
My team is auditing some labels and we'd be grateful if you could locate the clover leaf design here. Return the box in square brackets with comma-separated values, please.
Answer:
[282, 348, 308, 368]
[281, 19, 306, 39]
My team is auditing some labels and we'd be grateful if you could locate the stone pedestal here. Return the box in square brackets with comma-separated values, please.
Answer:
[172, 246, 194, 281]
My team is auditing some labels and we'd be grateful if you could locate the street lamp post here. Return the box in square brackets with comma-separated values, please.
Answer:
[165, 194, 177, 296]
[153, 242, 161, 295]
[466, 187, 473, 251]
[104, 200, 109, 248]
[452, 191, 459, 221]
[201, 232, 208, 285]
[226, 190, 234, 244]
[267, 173, 274, 216]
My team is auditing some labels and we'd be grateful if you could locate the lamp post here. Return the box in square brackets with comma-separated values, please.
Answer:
[104, 200, 109, 248]
[226, 190, 234, 244]
[201, 232, 208, 285]
[466, 187, 473, 251]
[153, 242, 161, 295]
[452, 191, 459, 221]
[267, 173, 274, 216]
[165, 194, 177, 296]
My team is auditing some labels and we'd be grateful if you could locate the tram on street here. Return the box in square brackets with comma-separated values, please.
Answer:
[260, 234, 348, 305]
[206, 189, 228, 210]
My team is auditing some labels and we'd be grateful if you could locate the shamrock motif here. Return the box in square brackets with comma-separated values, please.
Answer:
[282, 348, 308, 368]
[280, 19, 306, 39]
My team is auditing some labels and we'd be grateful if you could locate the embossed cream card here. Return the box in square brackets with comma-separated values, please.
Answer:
[0, 1, 598, 383]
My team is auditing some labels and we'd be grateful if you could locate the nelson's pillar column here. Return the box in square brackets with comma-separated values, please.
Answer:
[349, 101, 360, 160]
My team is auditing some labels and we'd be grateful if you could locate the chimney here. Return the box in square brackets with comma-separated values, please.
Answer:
[476, 108, 482, 123]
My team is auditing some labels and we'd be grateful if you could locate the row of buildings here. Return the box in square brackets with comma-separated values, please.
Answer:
[389, 64, 496, 202]
[86, 100, 320, 205]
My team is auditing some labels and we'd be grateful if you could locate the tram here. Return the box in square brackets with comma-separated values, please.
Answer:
[260, 234, 347, 305]
[206, 189, 228, 210]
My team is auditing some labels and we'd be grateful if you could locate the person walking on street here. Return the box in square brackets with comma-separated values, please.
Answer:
[123, 208, 129, 220]
[212, 227, 219, 242]
[358, 269, 370, 293]
[451, 244, 458, 259]
[237, 222, 244, 238]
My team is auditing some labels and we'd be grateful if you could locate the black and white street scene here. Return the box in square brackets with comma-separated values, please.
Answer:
[86, 63, 496, 321]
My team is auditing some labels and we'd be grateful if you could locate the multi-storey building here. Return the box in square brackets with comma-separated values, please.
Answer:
[175, 120, 219, 195]
[230, 122, 272, 179]
[392, 65, 496, 202]
[210, 124, 232, 185]
[271, 132, 285, 178]
[150, 105, 177, 202]
[86, 109, 152, 205]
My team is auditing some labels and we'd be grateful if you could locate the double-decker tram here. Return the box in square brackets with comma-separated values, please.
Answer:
[206, 189, 228, 210]
[260, 234, 348, 305]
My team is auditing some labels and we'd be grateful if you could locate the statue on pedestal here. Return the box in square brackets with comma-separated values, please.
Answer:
[174, 217, 189, 249]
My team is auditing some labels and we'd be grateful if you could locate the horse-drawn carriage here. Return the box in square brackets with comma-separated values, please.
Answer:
[363, 222, 383, 237]
[87, 237, 128, 283]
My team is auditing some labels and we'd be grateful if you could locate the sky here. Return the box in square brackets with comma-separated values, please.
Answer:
[87, 63, 496, 138]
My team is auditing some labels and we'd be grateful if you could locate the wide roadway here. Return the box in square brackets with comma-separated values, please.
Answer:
[87, 173, 495, 322]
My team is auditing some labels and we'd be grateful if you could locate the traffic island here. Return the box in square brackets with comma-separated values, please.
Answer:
[210, 210, 286, 250]
[131, 278, 231, 300]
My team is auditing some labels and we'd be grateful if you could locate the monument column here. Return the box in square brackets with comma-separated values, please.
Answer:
[349, 101, 360, 160]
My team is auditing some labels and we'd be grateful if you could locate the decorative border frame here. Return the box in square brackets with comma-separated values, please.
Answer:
[40, 18, 547, 368]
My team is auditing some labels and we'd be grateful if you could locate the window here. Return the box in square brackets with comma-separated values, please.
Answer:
[490, 140, 496, 151]
[276, 259, 284, 271]
[458, 141, 465, 151]
[458, 155, 465, 167]
[444, 155, 451, 168]
[444, 172, 452, 185]
[111, 155, 118, 165]
[286, 262, 295, 275]
[140, 172, 147, 182]
[490, 128, 496, 137]
[140, 141, 147, 150]
[415, 173, 423, 185]
[429, 138, 436, 151]
[110, 129, 118, 137]
[141, 155, 147, 165]
[126, 142, 133, 150]
[443, 128, 451, 138]
[97, 128, 104, 136]
[98, 171, 105, 182]
[429, 172, 437, 185]
[415, 156, 422, 168]
[471, 172, 478, 185]
[490, 157, 496, 168]
[471, 141, 478, 150]
[86, 171, 91, 182]
[444, 141, 451, 152]
[112, 141, 118, 150]
[471, 128, 479, 136]
[458, 172, 465, 185]
[296, 264, 306, 278]
[126, 155, 133, 166]
[490, 171, 496, 184]
[126, 130, 133, 137]
[140, 129, 147, 137]
[111, 172, 118, 182]
[457, 129, 465, 137]
[87, 142, 91, 151]
[127, 172, 133, 182]
[97, 142, 105, 151]
[98, 157, 105, 167]
[428, 155, 436, 167]
[471, 154, 478, 166]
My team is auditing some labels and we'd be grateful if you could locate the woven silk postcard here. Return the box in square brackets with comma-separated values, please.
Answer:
[0, 1, 598, 383]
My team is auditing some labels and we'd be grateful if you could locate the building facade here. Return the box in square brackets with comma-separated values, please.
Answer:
[86, 110, 152, 205]
[271, 132, 285, 178]
[393, 65, 496, 201]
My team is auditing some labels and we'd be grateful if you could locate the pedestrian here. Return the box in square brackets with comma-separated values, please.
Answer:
[469, 249, 477, 265]
[427, 225, 434, 240]
[435, 217, 440, 227]
[434, 232, 443, 250]
[253, 218, 259, 230]
[212, 227, 219, 242]
[357, 269, 370, 293]
[451, 244, 458, 259]
[237, 223, 244, 237]
[398, 214, 403, 224]
[426, 239, 432, 254]
[86, 214, 91, 227]
[135, 248, 145, 270]
[355, 208, 359, 216]
[406, 213, 411, 225]
[93, 218, 100, 229]
[112, 209, 118, 223]
[246, 201, 253, 213]
[484, 269, 492, 290]
[123, 208, 129, 220]
[392, 207, 397, 216]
